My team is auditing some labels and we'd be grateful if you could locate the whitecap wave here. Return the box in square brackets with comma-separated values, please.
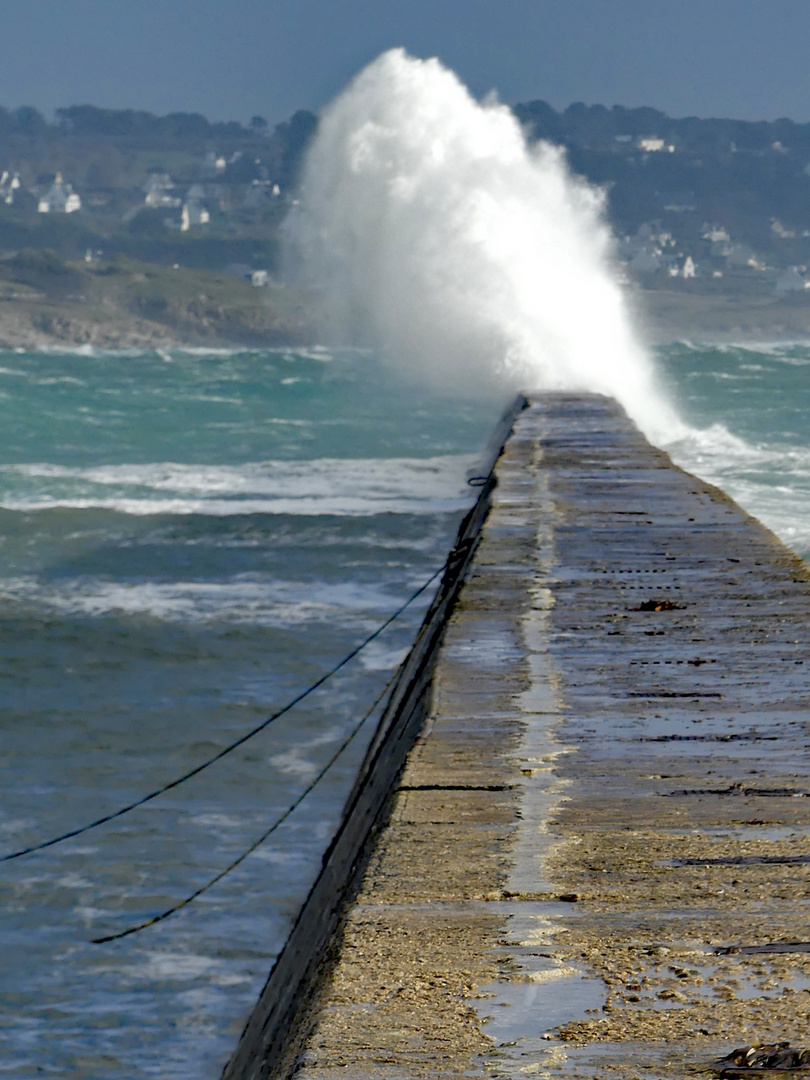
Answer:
[0, 574, 422, 626]
[664, 423, 810, 558]
[0, 455, 477, 517]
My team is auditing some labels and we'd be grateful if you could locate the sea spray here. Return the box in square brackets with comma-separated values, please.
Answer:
[286, 48, 681, 440]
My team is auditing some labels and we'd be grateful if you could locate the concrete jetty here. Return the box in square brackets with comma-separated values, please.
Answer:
[226, 393, 810, 1080]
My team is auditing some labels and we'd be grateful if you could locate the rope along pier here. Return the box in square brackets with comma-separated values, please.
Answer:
[1, 395, 525, 953]
[91, 661, 405, 943]
[89, 516, 482, 941]
[0, 565, 446, 866]
[221, 394, 527, 1080]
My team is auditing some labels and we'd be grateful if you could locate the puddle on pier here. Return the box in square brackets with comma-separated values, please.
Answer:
[475, 950, 810, 1046]
[472, 901, 606, 1058]
[611, 957, 810, 1009]
[442, 625, 524, 670]
[657, 825, 806, 843]
[476, 964, 604, 1043]
[475, 547, 610, 1051]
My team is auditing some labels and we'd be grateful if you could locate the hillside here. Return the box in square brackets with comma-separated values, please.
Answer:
[0, 250, 310, 349]
[3, 99, 810, 348]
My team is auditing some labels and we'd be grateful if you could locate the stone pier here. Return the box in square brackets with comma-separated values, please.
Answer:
[229, 394, 810, 1080]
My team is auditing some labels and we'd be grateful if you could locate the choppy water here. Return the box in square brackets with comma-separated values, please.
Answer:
[0, 341, 807, 1078]
[661, 341, 810, 558]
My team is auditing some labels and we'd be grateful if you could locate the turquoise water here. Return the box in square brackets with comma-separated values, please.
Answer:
[0, 342, 807, 1078]
[661, 342, 810, 558]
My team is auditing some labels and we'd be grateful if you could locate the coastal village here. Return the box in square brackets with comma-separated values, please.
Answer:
[0, 105, 317, 289]
[1, 101, 810, 288]
[6, 152, 808, 295]
[618, 216, 810, 295]
[1, 99, 810, 346]
[611, 137, 810, 294]
[0, 145, 291, 285]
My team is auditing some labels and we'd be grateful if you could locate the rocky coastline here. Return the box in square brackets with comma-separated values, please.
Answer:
[0, 253, 311, 352]
[3, 255, 810, 353]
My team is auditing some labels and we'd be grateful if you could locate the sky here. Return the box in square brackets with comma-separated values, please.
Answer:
[2, 0, 810, 127]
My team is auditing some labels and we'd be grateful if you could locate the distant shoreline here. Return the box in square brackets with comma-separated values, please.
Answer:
[0, 255, 309, 353]
[633, 286, 810, 345]
[3, 270, 810, 353]
[0, 301, 305, 353]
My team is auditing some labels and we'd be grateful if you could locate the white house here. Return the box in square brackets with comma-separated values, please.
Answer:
[243, 179, 281, 209]
[638, 137, 675, 153]
[202, 151, 227, 176]
[702, 224, 731, 244]
[38, 172, 81, 213]
[0, 170, 20, 205]
[667, 257, 697, 278]
[619, 222, 676, 275]
[726, 244, 765, 270]
[144, 174, 181, 208]
[180, 199, 210, 231]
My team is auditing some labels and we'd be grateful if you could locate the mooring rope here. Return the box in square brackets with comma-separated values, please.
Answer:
[91, 660, 405, 943]
[0, 564, 447, 864]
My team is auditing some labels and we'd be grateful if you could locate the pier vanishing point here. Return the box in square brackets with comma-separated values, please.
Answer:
[224, 393, 810, 1080]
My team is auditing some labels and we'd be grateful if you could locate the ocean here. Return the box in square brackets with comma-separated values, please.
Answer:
[0, 340, 808, 1078]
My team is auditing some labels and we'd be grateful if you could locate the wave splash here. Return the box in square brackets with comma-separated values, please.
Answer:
[286, 48, 681, 440]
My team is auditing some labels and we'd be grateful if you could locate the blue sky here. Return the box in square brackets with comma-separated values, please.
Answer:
[1, 0, 810, 125]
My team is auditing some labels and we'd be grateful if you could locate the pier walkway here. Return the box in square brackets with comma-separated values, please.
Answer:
[233, 394, 810, 1080]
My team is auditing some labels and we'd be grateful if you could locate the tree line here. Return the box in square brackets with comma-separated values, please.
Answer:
[0, 103, 317, 147]
[514, 99, 810, 156]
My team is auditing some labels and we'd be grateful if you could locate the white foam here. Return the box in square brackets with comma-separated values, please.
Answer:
[287, 48, 682, 442]
[278, 346, 335, 362]
[0, 455, 477, 517]
[186, 813, 245, 830]
[665, 423, 810, 558]
[31, 376, 85, 386]
[668, 422, 810, 474]
[129, 953, 222, 982]
[37, 343, 100, 358]
[268, 729, 342, 781]
[357, 640, 410, 672]
[0, 574, 423, 626]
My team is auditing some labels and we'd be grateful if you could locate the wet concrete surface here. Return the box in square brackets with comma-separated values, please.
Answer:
[279, 394, 810, 1080]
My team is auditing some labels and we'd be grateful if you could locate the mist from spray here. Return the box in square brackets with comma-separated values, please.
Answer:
[286, 49, 682, 440]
